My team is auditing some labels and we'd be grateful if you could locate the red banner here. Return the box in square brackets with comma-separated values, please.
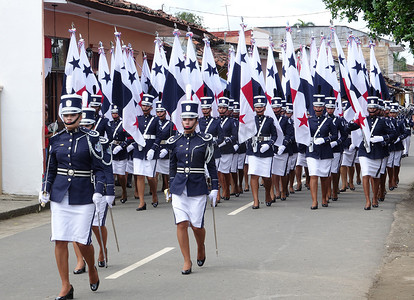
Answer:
[404, 78, 414, 86]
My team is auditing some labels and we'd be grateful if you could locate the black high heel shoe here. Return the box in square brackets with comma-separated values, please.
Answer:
[364, 206, 371, 210]
[73, 260, 86, 274]
[55, 285, 74, 300]
[310, 204, 318, 210]
[98, 248, 107, 268]
[197, 245, 206, 267]
[90, 267, 100, 292]
[181, 263, 192, 275]
[152, 201, 158, 208]
[120, 198, 127, 203]
[252, 205, 260, 209]
[266, 201, 272, 207]
[136, 203, 147, 211]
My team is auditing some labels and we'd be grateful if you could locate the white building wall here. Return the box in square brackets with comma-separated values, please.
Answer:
[0, 0, 44, 195]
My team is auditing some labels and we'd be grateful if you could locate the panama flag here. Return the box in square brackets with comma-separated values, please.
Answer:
[62, 27, 85, 96]
[232, 24, 256, 143]
[265, 40, 284, 101]
[78, 37, 102, 106]
[97, 43, 112, 119]
[332, 27, 371, 152]
[185, 31, 204, 117]
[44, 37, 52, 78]
[369, 43, 390, 99]
[150, 37, 169, 102]
[348, 36, 368, 112]
[280, 42, 288, 98]
[162, 29, 189, 133]
[124, 45, 143, 111]
[201, 36, 223, 117]
[299, 44, 314, 112]
[112, 31, 145, 147]
[110, 44, 115, 80]
[326, 40, 342, 116]
[285, 26, 311, 146]
[313, 36, 332, 97]
[358, 40, 372, 95]
[251, 40, 284, 146]
[140, 53, 152, 94]
[309, 35, 318, 81]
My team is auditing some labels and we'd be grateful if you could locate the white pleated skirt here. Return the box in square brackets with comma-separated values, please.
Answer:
[113, 159, 127, 175]
[306, 157, 332, 177]
[51, 193, 95, 245]
[218, 154, 233, 174]
[296, 152, 307, 167]
[172, 187, 207, 228]
[330, 152, 342, 174]
[156, 158, 169, 175]
[271, 153, 289, 176]
[359, 156, 383, 178]
[247, 156, 272, 178]
[133, 158, 157, 177]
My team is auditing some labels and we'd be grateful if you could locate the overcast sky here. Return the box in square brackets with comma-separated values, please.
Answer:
[132, 0, 412, 63]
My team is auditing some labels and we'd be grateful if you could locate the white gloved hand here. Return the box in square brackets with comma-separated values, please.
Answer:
[277, 145, 286, 155]
[105, 195, 115, 208]
[92, 193, 103, 214]
[370, 136, 384, 143]
[233, 144, 239, 152]
[38, 191, 50, 205]
[218, 141, 226, 148]
[209, 189, 218, 206]
[394, 137, 401, 144]
[138, 145, 143, 151]
[260, 144, 270, 153]
[159, 148, 168, 158]
[146, 149, 155, 160]
[330, 141, 338, 148]
[349, 144, 356, 151]
[126, 144, 134, 153]
[314, 138, 325, 145]
[113, 145, 122, 155]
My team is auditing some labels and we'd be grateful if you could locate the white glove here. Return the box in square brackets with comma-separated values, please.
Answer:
[314, 138, 325, 145]
[330, 141, 338, 148]
[38, 191, 50, 205]
[126, 144, 134, 153]
[260, 144, 270, 153]
[105, 195, 115, 208]
[113, 145, 122, 155]
[146, 149, 155, 160]
[92, 193, 103, 214]
[218, 141, 226, 148]
[138, 145, 143, 151]
[159, 148, 168, 158]
[277, 145, 286, 155]
[209, 189, 218, 206]
[394, 137, 401, 144]
[233, 144, 239, 152]
[370, 136, 384, 143]
[349, 144, 356, 151]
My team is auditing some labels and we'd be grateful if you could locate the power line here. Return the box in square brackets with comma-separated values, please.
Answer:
[167, 6, 329, 19]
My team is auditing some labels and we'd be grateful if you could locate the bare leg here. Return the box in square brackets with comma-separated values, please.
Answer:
[332, 173, 340, 199]
[321, 177, 329, 205]
[55, 241, 71, 297]
[137, 175, 146, 208]
[73, 242, 84, 270]
[251, 175, 259, 207]
[288, 170, 295, 193]
[238, 169, 244, 194]
[387, 167, 394, 189]
[304, 167, 310, 188]
[362, 175, 371, 208]
[372, 178, 380, 206]
[310, 175, 318, 208]
[191, 225, 206, 261]
[355, 163, 361, 184]
[147, 176, 159, 204]
[134, 175, 139, 198]
[348, 166, 355, 186]
[326, 175, 332, 201]
[177, 221, 192, 271]
[243, 164, 249, 191]
[281, 175, 288, 199]
[295, 166, 303, 190]
[118, 174, 127, 199]
[230, 172, 239, 195]
[222, 173, 231, 198]
[92, 226, 108, 263]
[340, 166, 347, 190]
[273, 174, 281, 198]
[76, 242, 99, 285]
[263, 177, 272, 204]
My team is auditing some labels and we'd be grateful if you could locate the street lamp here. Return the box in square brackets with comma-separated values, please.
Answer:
[86, 11, 93, 60]
[51, 4, 60, 63]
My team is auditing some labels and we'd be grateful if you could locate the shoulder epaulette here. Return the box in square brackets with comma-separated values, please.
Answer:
[197, 132, 213, 142]
[167, 133, 183, 144]
[80, 127, 100, 138]
[49, 129, 65, 144]
[99, 136, 109, 145]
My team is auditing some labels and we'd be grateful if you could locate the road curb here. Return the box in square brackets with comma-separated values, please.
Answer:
[0, 202, 49, 221]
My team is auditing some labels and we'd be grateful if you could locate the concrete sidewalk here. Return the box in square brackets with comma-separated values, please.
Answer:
[0, 193, 42, 221]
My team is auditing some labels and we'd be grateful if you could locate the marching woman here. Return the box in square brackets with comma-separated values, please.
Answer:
[306, 94, 338, 209]
[358, 96, 396, 209]
[167, 100, 218, 275]
[39, 94, 105, 299]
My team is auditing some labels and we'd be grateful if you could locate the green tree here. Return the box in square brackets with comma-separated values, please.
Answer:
[174, 11, 204, 27]
[393, 52, 408, 72]
[322, 0, 414, 53]
[293, 19, 315, 27]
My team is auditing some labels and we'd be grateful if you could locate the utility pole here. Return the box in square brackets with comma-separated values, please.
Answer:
[224, 4, 230, 31]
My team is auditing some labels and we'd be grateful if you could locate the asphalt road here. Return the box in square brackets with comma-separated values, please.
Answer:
[1, 153, 413, 300]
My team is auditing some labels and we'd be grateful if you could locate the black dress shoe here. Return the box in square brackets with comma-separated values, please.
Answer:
[136, 203, 147, 211]
[266, 202, 272, 207]
[252, 205, 260, 209]
[55, 285, 74, 300]
[120, 198, 127, 204]
[152, 202, 158, 208]
[73, 261, 86, 274]
[310, 204, 318, 210]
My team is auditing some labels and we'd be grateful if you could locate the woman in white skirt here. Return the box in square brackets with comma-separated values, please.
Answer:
[167, 100, 218, 275]
[306, 94, 338, 209]
[39, 95, 107, 299]
[358, 97, 396, 209]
